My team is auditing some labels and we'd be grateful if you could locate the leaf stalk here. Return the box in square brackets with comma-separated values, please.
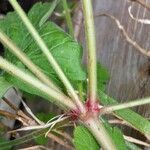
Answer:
[62, 0, 74, 38]
[0, 31, 61, 93]
[82, 0, 97, 102]
[0, 56, 76, 110]
[101, 97, 150, 114]
[9, 0, 85, 113]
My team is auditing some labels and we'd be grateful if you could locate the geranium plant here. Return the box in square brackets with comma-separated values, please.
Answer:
[0, 0, 150, 149]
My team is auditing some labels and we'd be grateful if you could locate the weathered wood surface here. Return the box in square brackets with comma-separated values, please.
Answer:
[1, 0, 150, 149]
[80, 0, 150, 118]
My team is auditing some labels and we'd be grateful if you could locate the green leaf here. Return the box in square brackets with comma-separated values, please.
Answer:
[98, 90, 150, 136]
[28, 2, 53, 27]
[34, 135, 48, 145]
[0, 77, 12, 99]
[36, 112, 55, 122]
[97, 64, 109, 92]
[73, 123, 127, 150]
[0, 137, 11, 150]
[73, 126, 99, 150]
[0, 2, 86, 97]
[103, 120, 127, 150]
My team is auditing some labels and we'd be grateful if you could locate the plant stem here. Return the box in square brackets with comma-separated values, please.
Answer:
[82, 1, 115, 148]
[9, 0, 85, 113]
[78, 81, 84, 101]
[85, 118, 116, 150]
[0, 56, 76, 110]
[62, 0, 74, 38]
[82, 0, 97, 102]
[101, 97, 150, 114]
[0, 31, 61, 93]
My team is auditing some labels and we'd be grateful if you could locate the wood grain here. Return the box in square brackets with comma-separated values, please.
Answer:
[80, 0, 150, 138]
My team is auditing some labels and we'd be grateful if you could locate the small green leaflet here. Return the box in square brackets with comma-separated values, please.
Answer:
[103, 121, 127, 150]
[73, 126, 99, 150]
[0, 77, 12, 99]
[0, 2, 86, 97]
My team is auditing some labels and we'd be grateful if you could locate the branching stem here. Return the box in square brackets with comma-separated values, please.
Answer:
[0, 31, 61, 93]
[95, 13, 150, 57]
[9, 0, 85, 113]
[130, 0, 150, 10]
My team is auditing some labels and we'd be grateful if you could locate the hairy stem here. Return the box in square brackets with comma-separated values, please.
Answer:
[0, 56, 76, 110]
[85, 118, 116, 150]
[82, 0, 97, 101]
[9, 0, 85, 113]
[101, 97, 150, 114]
[0, 31, 61, 93]
[62, 0, 74, 38]
[78, 81, 84, 101]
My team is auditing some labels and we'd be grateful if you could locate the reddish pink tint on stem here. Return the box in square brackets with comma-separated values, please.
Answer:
[69, 99, 101, 122]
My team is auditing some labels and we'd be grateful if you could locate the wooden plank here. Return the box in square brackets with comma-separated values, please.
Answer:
[80, 0, 150, 118]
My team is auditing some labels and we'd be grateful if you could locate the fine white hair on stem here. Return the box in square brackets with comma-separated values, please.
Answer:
[0, 56, 76, 110]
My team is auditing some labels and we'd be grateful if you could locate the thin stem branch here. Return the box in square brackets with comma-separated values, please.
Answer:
[0, 31, 61, 93]
[82, 0, 97, 102]
[0, 109, 17, 120]
[100, 97, 150, 114]
[18, 145, 50, 150]
[9, 0, 85, 113]
[85, 118, 116, 150]
[53, 129, 72, 142]
[39, 0, 60, 26]
[78, 81, 84, 101]
[62, 0, 74, 38]
[47, 132, 74, 150]
[95, 13, 150, 57]
[0, 56, 76, 110]
[124, 135, 150, 147]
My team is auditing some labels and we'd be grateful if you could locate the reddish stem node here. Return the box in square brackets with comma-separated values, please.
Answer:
[69, 99, 102, 122]
[69, 108, 81, 121]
